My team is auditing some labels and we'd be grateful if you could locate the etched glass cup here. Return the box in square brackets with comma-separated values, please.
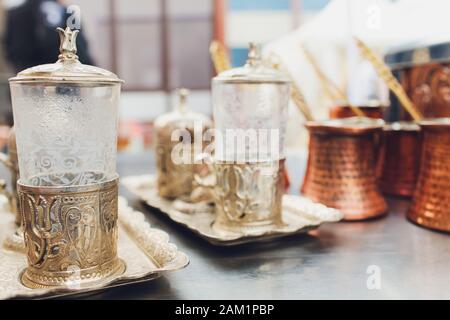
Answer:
[9, 27, 125, 289]
[209, 43, 291, 233]
[10, 84, 120, 186]
[212, 44, 290, 163]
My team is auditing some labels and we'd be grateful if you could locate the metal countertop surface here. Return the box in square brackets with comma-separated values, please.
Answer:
[84, 151, 449, 300]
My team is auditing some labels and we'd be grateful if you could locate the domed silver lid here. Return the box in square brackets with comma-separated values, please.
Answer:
[154, 88, 211, 129]
[10, 27, 123, 85]
[213, 43, 290, 84]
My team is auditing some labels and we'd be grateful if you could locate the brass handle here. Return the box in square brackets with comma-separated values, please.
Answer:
[354, 37, 423, 121]
[209, 40, 231, 74]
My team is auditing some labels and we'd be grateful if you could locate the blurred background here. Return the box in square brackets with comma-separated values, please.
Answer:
[0, 0, 448, 153]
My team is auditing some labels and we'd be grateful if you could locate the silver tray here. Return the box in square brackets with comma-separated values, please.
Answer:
[122, 175, 343, 246]
[0, 196, 189, 299]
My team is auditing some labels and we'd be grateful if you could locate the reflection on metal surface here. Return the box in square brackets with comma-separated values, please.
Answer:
[301, 117, 388, 221]
[407, 118, 450, 232]
[0, 197, 189, 299]
[154, 88, 212, 200]
[122, 175, 343, 246]
[2, 227, 25, 253]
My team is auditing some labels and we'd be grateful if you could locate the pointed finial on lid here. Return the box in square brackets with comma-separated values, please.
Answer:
[57, 27, 79, 61]
[178, 88, 190, 112]
[246, 42, 262, 67]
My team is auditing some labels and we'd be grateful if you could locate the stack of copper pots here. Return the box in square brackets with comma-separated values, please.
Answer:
[381, 41, 450, 202]
[301, 117, 387, 221]
[328, 103, 423, 198]
[329, 104, 419, 198]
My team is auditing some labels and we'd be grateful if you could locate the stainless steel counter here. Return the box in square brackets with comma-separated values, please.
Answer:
[88, 151, 450, 299]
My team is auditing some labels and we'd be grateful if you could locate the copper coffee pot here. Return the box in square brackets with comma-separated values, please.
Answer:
[301, 117, 388, 221]
[407, 118, 450, 232]
[379, 122, 421, 197]
[354, 38, 426, 199]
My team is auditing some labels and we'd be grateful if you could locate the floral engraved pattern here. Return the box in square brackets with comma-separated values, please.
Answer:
[18, 179, 121, 288]
[214, 160, 284, 227]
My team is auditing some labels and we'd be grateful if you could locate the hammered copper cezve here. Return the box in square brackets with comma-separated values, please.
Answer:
[379, 122, 421, 197]
[407, 118, 450, 232]
[301, 117, 388, 221]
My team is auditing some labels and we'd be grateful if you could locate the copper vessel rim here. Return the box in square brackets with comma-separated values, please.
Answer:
[419, 117, 450, 129]
[333, 103, 389, 109]
[305, 123, 384, 135]
[383, 121, 421, 132]
[305, 117, 385, 135]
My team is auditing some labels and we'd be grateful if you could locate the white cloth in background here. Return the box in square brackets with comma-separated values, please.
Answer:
[264, 0, 450, 148]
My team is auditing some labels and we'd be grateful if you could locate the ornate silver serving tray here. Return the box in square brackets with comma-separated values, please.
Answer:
[0, 196, 189, 299]
[122, 175, 343, 246]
